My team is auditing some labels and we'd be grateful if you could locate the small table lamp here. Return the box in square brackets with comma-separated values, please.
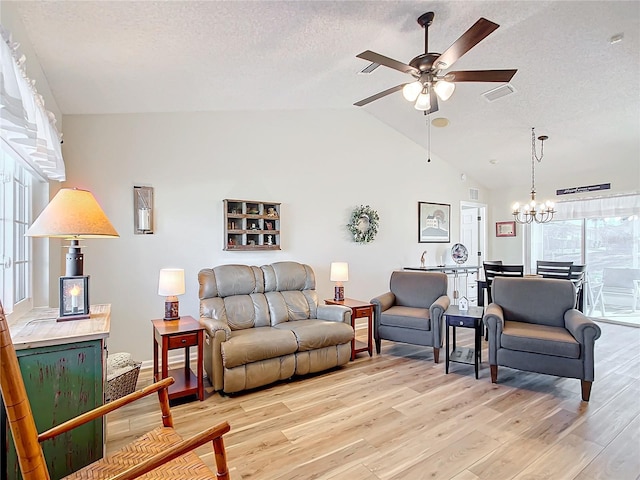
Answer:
[158, 268, 185, 320]
[25, 188, 119, 321]
[330, 262, 349, 301]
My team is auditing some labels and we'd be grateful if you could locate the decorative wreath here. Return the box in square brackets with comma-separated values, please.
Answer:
[347, 205, 380, 244]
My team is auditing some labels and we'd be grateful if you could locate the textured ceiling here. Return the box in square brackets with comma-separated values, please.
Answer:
[7, 0, 640, 190]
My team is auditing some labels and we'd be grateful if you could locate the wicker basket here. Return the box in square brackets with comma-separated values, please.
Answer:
[106, 353, 141, 402]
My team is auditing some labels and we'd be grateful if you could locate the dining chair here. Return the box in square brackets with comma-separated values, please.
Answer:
[569, 264, 587, 311]
[0, 300, 232, 480]
[536, 260, 573, 279]
[484, 263, 523, 304]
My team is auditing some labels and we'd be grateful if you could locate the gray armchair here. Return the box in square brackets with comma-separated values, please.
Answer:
[483, 277, 601, 401]
[371, 271, 450, 363]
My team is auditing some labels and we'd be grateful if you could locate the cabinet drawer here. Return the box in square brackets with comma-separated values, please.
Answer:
[168, 332, 198, 349]
[352, 306, 372, 319]
[447, 316, 478, 328]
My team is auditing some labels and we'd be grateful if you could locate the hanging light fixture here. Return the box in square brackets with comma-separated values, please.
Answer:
[512, 127, 555, 224]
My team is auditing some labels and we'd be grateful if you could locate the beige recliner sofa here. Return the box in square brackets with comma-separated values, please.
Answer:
[198, 261, 354, 394]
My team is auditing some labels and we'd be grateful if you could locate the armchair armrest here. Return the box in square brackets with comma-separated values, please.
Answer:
[200, 317, 231, 341]
[38, 377, 175, 442]
[109, 421, 231, 480]
[483, 303, 504, 365]
[317, 304, 352, 323]
[564, 309, 602, 344]
[429, 295, 450, 347]
[370, 292, 395, 312]
[370, 292, 395, 332]
[565, 309, 601, 382]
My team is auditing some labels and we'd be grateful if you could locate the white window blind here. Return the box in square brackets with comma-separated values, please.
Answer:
[554, 194, 640, 221]
[1, 26, 65, 181]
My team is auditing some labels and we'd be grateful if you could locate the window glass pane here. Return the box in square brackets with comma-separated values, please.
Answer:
[531, 219, 583, 272]
[586, 216, 640, 283]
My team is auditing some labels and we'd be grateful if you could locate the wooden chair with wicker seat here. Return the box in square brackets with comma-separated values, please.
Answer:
[0, 300, 231, 480]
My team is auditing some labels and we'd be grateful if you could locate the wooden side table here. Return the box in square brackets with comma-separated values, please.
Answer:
[152, 315, 204, 401]
[324, 298, 373, 360]
[444, 305, 484, 379]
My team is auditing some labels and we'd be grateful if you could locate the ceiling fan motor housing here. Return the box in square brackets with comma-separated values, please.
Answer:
[409, 53, 444, 73]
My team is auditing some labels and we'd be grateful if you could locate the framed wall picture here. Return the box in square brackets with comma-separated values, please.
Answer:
[418, 202, 451, 243]
[496, 221, 516, 237]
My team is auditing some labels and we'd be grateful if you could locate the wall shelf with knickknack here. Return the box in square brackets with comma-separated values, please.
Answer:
[223, 199, 281, 251]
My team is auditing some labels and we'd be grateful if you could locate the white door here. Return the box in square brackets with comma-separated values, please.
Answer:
[460, 202, 487, 305]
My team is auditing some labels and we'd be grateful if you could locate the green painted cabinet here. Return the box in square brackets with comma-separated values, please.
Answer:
[3, 339, 105, 480]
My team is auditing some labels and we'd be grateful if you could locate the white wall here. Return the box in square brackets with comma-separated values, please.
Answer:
[54, 110, 488, 361]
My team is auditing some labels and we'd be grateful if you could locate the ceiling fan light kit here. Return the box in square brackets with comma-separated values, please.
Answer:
[354, 11, 517, 114]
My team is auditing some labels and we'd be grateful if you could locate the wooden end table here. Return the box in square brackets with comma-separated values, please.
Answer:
[152, 315, 204, 401]
[444, 305, 484, 379]
[324, 298, 373, 360]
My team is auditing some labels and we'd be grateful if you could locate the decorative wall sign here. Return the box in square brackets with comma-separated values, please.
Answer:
[347, 205, 379, 244]
[556, 183, 611, 196]
[496, 221, 516, 237]
[418, 202, 450, 243]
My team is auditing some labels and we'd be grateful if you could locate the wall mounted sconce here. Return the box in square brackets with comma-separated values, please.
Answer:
[134, 186, 154, 234]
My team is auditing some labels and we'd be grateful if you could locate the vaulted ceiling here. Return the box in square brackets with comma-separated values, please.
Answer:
[7, 1, 640, 190]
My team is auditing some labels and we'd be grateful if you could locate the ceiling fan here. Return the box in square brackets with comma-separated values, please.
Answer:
[354, 12, 517, 114]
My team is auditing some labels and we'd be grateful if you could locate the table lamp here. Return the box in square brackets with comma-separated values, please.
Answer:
[330, 262, 349, 301]
[25, 188, 119, 321]
[158, 268, 185, 320]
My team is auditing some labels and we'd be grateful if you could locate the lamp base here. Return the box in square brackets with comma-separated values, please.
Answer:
[334, 286, 345, 302]
[163, 297, 180, 321]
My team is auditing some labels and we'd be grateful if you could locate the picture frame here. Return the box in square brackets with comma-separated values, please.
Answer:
[418, 202, 451, 243]
[496, 221, 516, 237]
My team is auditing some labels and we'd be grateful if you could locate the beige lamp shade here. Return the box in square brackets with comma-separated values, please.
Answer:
[158, 268, 185, 320]
[330, 262, 349, 282]
[158, 268, 186, 297]
[25, 188, 119, 238]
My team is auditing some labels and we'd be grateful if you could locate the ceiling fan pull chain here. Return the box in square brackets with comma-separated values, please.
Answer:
[426, 114, 431, 163]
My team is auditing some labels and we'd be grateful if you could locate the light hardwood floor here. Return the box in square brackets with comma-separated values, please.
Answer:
[106, 321, 640, 479]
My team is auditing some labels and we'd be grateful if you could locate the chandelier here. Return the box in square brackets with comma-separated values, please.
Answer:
[512, 127, 555, 224]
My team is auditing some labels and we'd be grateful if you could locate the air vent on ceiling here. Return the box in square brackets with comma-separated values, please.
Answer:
[482, 83, 516, 102]
[358, 62, 380, 74]
[469, 188, 479, 201]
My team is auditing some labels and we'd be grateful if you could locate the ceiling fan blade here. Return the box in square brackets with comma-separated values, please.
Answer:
[445, 69, 517, 82]
[432, 18, 499, 71]
[356, 50, 419, 75]
[354, 84, 405, 107]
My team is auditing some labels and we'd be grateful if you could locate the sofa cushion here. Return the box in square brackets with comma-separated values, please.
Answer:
[266, 290, 318, 325]
[274, 319, 354, 351]
[262, 262, 315, 292]
[221, 327, 298, 368]
[501, 320, 580, 359]
[379, 306, 431, 331]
